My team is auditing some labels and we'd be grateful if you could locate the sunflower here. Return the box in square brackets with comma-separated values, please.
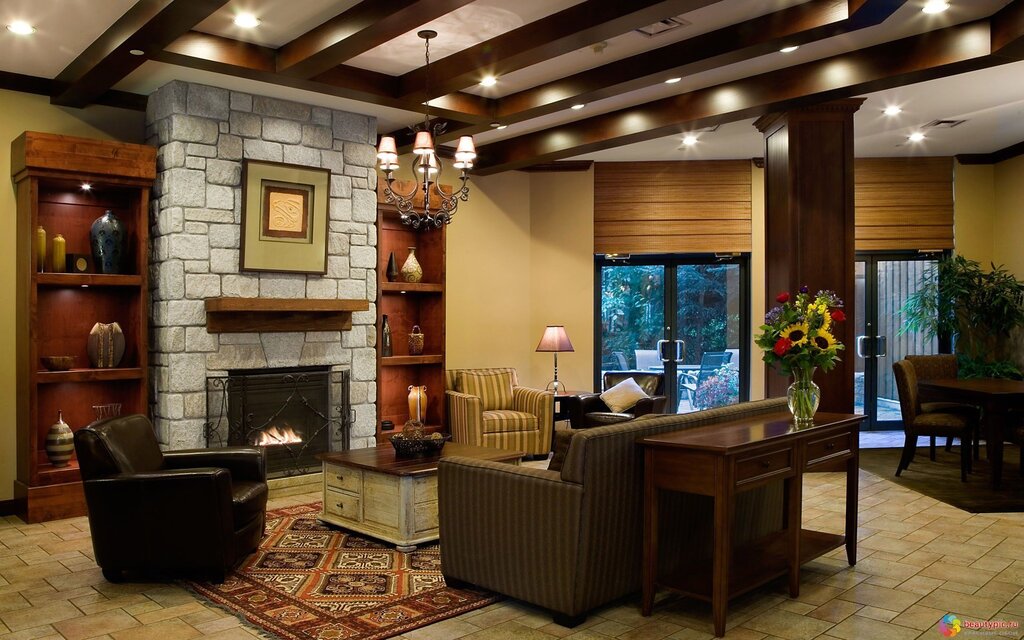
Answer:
[811, 329, 838, 350]
[780, 323, 808, 346]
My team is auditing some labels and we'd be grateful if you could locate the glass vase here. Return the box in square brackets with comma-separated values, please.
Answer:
[787, 367, 820, 424]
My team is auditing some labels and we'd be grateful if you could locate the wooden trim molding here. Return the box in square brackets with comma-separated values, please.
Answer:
[518, 161, 594, 173]
[204, 298, 370, 333]
[956, 140, 1024, 165]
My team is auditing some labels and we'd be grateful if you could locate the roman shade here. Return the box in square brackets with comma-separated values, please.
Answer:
[854, 157, 954, 251]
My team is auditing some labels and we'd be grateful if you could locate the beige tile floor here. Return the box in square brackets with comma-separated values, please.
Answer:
[2, 468, 1023, 640]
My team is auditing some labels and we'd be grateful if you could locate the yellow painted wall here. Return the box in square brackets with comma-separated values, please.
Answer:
[992, 155, 1024, 277]
[953, 161, 995, 264]
[750, 163, 766, 400]
[0, 89, 144, 502]
[527, 170, 595, 392]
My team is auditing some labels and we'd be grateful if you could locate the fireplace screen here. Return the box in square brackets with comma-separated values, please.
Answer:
[205, 366, 350, 478]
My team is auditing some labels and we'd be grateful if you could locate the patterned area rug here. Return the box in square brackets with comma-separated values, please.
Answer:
[186, 502, 499, 640]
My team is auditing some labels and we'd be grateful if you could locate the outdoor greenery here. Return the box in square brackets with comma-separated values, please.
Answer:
[899, 255, 1024, 379]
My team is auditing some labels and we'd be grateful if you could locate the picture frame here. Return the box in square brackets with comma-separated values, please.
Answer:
[240, 160, 330, 274]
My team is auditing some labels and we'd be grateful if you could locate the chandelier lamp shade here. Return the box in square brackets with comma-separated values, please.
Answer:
[376, 30, 476, 230]
[535, 325, 574, 394]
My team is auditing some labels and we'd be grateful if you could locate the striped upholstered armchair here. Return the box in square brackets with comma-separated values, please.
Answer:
[445, 368, 553, 456]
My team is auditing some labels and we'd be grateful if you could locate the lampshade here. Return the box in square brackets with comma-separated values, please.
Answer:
[376, 136, 398, 157]
[412, 130, 434, 155]
[535, 325, 574, 352]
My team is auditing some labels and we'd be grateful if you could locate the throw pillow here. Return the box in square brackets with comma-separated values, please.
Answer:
[548, 429, 576, 472]
[600, 377, 649, 413]
[457, 371, 514, 411]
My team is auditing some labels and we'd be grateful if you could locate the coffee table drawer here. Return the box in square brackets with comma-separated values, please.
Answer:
[324, 488, 362, 522]
[414, 476, 437, 504]
[324, 464, 362, 494]
[736, 448, 793, 486]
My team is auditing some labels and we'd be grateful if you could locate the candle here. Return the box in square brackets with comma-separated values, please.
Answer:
[51, 234, 66, 273]
[35, 226, 46, 272]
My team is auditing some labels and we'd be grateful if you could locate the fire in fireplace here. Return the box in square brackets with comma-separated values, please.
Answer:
[205, 366, 350, 478]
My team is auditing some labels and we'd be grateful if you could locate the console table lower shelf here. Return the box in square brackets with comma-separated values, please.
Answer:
[318, 443, 522, 552]
[639, 411, 862, 637]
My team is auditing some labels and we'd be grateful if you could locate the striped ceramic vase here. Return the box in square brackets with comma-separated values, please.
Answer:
[45, 410, 74, 467]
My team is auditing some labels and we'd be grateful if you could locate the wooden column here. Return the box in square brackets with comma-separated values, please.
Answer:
[755, 99, 863, 412]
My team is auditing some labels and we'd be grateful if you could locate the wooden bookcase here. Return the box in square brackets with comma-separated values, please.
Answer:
[11, 132, 155, 522]
[375, 182, 447, 441]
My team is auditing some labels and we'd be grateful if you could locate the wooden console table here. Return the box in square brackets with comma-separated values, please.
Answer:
[639, 411, 862, 637]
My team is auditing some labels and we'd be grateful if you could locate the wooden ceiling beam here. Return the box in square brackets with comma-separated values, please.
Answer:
[396, 0, 723, 101]
[472, 20, 997, 174]
[52, 0, 229, 108]
[157, 32, 494, 124]
[416, 0, 904, 149]
[277, 0, 476, 78]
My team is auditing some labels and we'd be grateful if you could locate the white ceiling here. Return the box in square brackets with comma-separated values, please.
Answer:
[1, 0, 1022, 162]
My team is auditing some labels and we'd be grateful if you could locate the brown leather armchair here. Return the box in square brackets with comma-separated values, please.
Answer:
[73, 414, 268, 582]
[567, 371, 667, 428]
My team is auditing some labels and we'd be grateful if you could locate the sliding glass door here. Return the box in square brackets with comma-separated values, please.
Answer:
[855, 253, 945, 429]
[597, 255, 749, 413]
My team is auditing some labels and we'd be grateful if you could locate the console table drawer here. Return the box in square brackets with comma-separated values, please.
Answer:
[806, 432, 852, 466]
[325, 464, 362, 494]
[736, 448, 793, 485]
[324, 488, 362, 522]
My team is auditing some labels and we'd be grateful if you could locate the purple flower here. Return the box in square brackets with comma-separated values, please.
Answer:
[765, 306, 784, 324]
[816, 289, 844, 308]
[799, 285, 809, 294]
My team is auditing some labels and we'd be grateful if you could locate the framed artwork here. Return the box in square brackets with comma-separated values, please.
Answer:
[240, 160, 330, 273]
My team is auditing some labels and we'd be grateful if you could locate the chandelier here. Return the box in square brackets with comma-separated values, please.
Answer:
[375, 30, 476, 229]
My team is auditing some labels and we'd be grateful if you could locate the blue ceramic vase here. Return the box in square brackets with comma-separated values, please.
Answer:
[90, 210, 125, 274]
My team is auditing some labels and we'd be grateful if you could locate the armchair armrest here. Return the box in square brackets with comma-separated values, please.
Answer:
[567, 393, 606, 428]
[513, 386, 554, 443]
[438, 456, 583, 615]
[163, 447, 267, 482]
[446, 390, 483, 445]
[632, 395, 668, 417]
[81, 468, 235, 572]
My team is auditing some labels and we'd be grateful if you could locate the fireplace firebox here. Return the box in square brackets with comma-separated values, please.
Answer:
[205, 366, 350, 478]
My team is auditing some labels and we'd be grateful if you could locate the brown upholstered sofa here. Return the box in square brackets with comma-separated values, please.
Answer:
[437, 398, 788, 625]
[74, 414, 268, 582]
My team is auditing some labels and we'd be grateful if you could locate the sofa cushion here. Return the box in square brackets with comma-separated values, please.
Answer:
[482, 410, 537, 434]
[458, 371, 514, 411]
[600, 377, 648, 413]
[548, 429, 576, 472]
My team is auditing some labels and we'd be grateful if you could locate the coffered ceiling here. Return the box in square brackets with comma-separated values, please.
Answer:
[1, 0, 1022, 172]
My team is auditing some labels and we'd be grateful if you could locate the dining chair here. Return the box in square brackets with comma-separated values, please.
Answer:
[892, 359, 975, 482]
[905, 354, 981, 460]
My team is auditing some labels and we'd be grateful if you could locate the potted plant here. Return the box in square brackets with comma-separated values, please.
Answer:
[900, 255, 1024, 379]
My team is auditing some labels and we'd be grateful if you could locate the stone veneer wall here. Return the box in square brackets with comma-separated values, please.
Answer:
[146, 80, 378, 451]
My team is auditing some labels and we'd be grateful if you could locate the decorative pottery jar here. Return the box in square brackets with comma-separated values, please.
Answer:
[407, 385, 428, 423]
[45, 410, 74, 467]
[90, 210, 125, 274]
[386, 251, 399, 282]
[381, 315, 393, 357]
[87, 322, 125, 368]
[401, 247, 423, 283]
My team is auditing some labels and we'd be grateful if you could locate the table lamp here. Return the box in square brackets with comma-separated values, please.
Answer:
[535, 325, 574, 394]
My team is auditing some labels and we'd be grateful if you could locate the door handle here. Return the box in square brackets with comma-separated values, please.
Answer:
[875, 335, 887, 358]
[856, 335, 872, 358]
[673, 340, 686, 364]
[657, 339, 672, 362]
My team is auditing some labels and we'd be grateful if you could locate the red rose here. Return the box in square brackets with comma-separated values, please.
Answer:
[831, 310, 846, 322]
[773, 337, 792, 356]
[776, 292, 790, 303]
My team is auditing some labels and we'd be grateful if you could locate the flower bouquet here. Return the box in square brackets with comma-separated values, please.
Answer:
[755, 286, 846, 422]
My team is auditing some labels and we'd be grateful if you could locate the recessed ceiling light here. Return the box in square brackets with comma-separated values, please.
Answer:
[664, 77, 681, 84]
[908, 132, 926, 142]
[6, 21, 36, 35]
[682, 135, 698, 146]
[80, 183, 92, 191]
[128, 49, 144, 56]
[922, 1, 949, 14]
[780, 45, 799, 53]
[480, 76, 497, 87]
[234, 13, 260, 28]
[571, 103, 585, 110]
[883, 105, 902, 116]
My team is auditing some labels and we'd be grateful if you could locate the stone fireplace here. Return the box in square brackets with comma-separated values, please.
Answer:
[146, 80, 378, 452]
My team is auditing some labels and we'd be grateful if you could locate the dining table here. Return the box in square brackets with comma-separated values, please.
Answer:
[916, 378, 1024, 489]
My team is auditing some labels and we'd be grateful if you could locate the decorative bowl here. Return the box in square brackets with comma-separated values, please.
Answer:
[389, 432, 450, 457]
[40, 356, 75, 371]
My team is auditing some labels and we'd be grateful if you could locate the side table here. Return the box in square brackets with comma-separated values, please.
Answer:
[552, 390, 588, 447]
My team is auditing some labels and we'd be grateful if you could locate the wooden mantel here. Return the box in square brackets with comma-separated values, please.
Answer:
[205, 298, 370, 333]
